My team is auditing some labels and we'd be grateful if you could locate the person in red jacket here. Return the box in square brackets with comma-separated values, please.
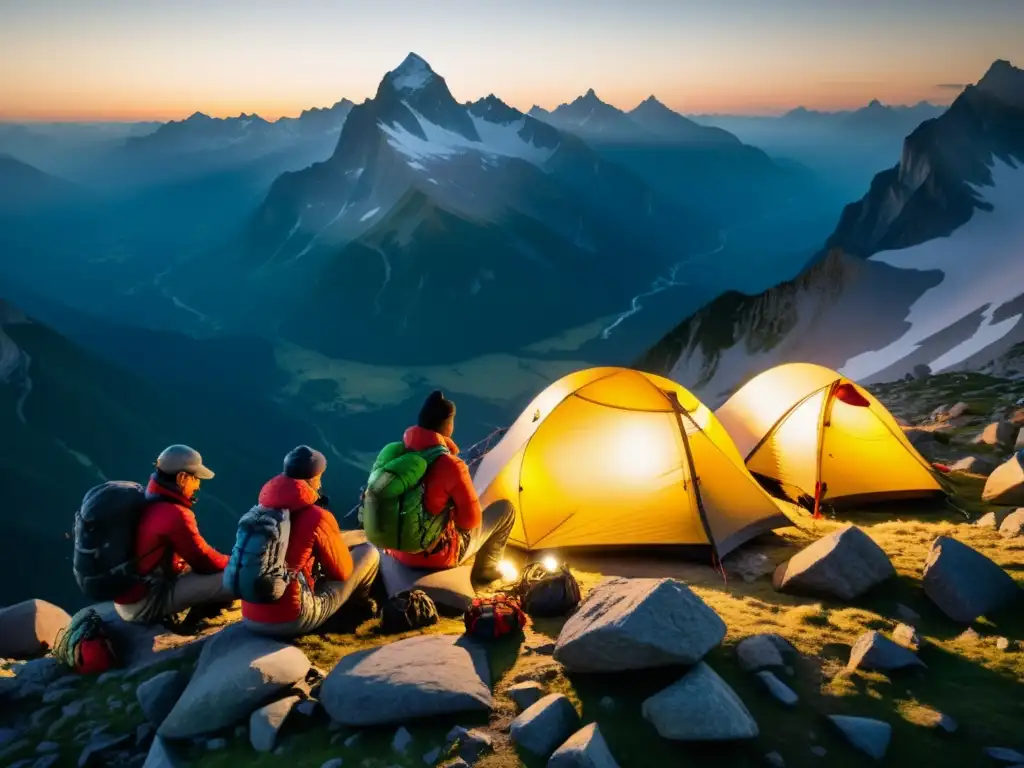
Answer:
[114, 445, 234, 626]
[388, 391, 515, 582]
[242, 446, 380, 637]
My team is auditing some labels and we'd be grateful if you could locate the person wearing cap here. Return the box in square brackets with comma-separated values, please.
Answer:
[387, 390, 515, 582]
[113, 444, 234, 625]
[241, 445, 380, 636]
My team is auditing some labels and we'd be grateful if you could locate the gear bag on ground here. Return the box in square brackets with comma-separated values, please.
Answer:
[73, 481, 148, 601]
[224, 505, 295, 603]
[359, 442, 450, 553]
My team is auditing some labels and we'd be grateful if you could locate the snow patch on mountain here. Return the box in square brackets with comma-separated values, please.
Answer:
[378, 108, 554, 166]
[840, 158, 1024, 380]
[360, 207, 381, 222]
[389, 54, 434, 92]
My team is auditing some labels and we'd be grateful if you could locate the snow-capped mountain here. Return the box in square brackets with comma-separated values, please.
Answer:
[174, 53, 717, 365]
[640, 59, 1024, 406]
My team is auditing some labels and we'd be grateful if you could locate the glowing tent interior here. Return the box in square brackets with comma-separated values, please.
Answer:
[715, 362, 944, 510]
[471, 367, 793, 558]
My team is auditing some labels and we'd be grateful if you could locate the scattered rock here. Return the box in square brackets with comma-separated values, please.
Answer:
[950, 456, 999, 476]
[78, 731, 132, 767]
[446, 726, 493, 763]
[848, 631, 925, 672]
[392, 726, 413, 754]
[974, 421, 1020, 448]
[158, 624, 310, 739]
[42, 687, 75, 704]
[34, 756, 60, 768]
[998, 509, 1024, 539]
[344, 733, 361, 748]
[809, 745, 827, 757]
[598, 696, 616, 711]
[136, 723, 156, 750]
[983, 453, 1024, 506]
[995, 637, 1013, 652]
[763, 752, 785, 767]
[0, 728, 20, 747]
[206, 738, 227, 750]
[250, 695, 301, 753]
[913, 364, 932, 379]
[641, 662, 758, 741]
[36, 741, 60, 753]
[736, 634, 795, 672]
[321, 635, 491, 726]
[949, 402, 970, 419]
[132, 675, 175, 725]
[725, 551, 774, 583]
[923, 536, 1020, 623]
[553, 577, 725, 672]
[507, 681, 544, 712]
[320, 760, 343, 768]
[773, 525, 895, 601]
[976, 510, 1014, 529]
[510, 694, 580, 758]
[0, 600, 72, 659]
[422, 746, 441, 765]
[983, 746, 1024, 763]
[828, 715, 891, 760]
[755, 671, 798, 706]
[903, 427, 942, 450]
[892, 624, 922, 652]
[296, 698, 318, 718]
[957, 627, 981, 642]
[549, 723, 620, 768]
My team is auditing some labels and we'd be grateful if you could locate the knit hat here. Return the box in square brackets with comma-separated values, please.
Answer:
[283, 445, 327, 480]
[418, 390, 456, 432]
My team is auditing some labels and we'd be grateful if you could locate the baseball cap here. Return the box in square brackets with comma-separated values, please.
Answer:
[155, 444, 215, 480]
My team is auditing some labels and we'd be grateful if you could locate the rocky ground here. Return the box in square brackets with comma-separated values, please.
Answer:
[1, 370, 1022, 768]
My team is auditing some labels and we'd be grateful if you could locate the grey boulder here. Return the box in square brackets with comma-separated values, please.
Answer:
[142, 736, 179, 768]
[973, 421, 1020, 448]
[137, 670, 188, 727]
[828, 715, 891, 760]
[508, 681, 545, 712]
[847, 631, 925, 672]
[250, 695, 301, 753]
[736, 634, 796, 672]
[157, 624, 310, 739]
[922, 536, 1019, 623]
[773, 526, 895, 601]
[510, 693, 580, 758]
[755, 671, 798, 706]
[641, 662, 758, 741]
[998, 509, 1024, 539]
[320, 634, 491, 726]
[0, 600, 71, 659]
[950, 456, 999, 476]
[549, 723, 620, 768]
[553, 577, 725, 672]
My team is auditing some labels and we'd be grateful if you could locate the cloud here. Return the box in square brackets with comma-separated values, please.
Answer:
[935, 83, 967, 90]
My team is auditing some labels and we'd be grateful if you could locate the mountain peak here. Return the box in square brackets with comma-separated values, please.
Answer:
[976, 58, 1024, 106]
[387, 52, 436, 92]
[185, 112, 212, 122]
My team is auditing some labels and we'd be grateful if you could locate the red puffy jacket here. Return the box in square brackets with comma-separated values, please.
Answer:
[387, 426, 482, 569]
[241, 475, 354, 624]
[114, 477, 230, 605]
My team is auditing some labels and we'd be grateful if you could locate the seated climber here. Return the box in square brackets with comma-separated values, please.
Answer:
[377, 390, 515, 583]
[113, 445, 235, 626]
[239, 446, 380, 637]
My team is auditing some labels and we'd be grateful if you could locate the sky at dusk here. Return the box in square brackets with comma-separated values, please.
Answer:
[1, 0, 1022, 122]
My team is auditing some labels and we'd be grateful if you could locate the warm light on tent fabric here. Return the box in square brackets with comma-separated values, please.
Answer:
[717, 362, 942, 506]
[473, 367, 791, 556]
[497, 560, 518, 581]
[542, 556, 558, 572]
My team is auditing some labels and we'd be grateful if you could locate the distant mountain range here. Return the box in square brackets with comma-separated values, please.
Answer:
[0, 154, 85, 215]
[527, 89, 814, 222]
[163, 53, 719, 365]
[640, 59, 1024, 405]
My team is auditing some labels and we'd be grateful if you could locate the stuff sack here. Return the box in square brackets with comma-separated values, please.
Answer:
[223, 505, 295, 604]
[464, 595, 527, 640]
[73, 481, 148, 601]
[380, 589, 439, 634]
[359, 442, 450, 553]
[514, 562, 582, 618]
[53, 607, 119, 675]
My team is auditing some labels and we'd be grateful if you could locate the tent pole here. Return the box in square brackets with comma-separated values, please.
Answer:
[665, 391, 721, 569]
[812, 381, 839, 519]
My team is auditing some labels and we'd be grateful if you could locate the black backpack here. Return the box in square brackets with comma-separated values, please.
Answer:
[509, 562, 582, 618]
[380, 590, 439, 634]
[73, 481, 148, 601]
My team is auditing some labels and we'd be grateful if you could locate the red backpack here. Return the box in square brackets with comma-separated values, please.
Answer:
[464, 595, 527, 640]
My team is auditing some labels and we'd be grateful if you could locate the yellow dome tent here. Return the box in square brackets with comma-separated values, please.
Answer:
[715, 362, 943, 510]
[472, 367, 792, 558]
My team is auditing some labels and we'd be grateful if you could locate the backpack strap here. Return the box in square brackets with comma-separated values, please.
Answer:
[416, 444, 451, 464]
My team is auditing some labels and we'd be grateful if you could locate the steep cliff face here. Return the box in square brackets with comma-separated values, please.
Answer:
[641, 60, 1024, 403]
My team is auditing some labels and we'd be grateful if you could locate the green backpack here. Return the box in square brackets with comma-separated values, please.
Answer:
[359, 442, 451, 553]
